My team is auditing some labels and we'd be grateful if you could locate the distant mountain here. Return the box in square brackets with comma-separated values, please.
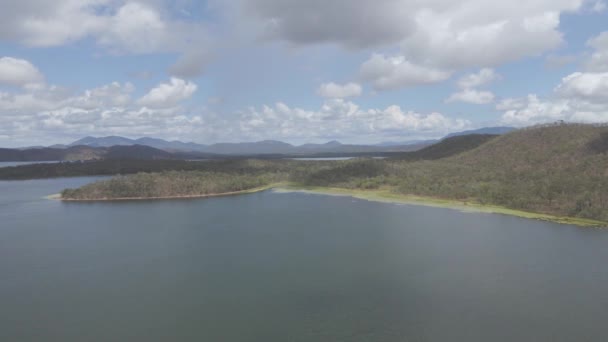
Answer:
[5, 127, 514, 159]
[105, 145, 177, 160]
[63, 136, 427, 155]
[375, 139, 438, 147]
[70, 136, 136, 147]
[134, 137, 206, 152]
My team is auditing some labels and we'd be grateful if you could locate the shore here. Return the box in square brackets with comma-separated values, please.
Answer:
[54, 182, 606, 228]
[273, 185, 608, 228]
[57, 184, 279, 202]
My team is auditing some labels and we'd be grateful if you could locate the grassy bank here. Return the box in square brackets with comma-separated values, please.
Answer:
[274, 185, 608, 228]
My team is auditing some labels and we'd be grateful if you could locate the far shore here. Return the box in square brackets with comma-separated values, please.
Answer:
[56, 184, 279, 202]
[273, 185, 608, 228]
[52, 182, 607, 228]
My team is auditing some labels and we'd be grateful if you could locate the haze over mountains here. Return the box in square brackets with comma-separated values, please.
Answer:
[0, 127, 515, 162]
[68, 126, 515, 153]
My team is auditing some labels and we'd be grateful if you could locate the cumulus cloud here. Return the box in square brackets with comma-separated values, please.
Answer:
[585, 31, 608, 72]
[138, 78, 198, 108]
[0, 77, 471, 146]
[447, 89, 495, 104]
[240, 0, 584, 72]
[242, 0, 414, 48]
[0, 78, 211, 146]
[360, 54, 451, 90]
[0, 0, 213, 77]
[499, 71, 608, 126]
[446, 68, 499, 104]
[0, 57, 44, 87]
[238, 99, 470, 142]
[555, 72, 608, 101]
[456, 68, 500, 89]
[317, 82, 362, 98]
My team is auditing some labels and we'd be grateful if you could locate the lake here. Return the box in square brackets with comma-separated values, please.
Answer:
[288, 157, 387, 161]
[1, 177, 607, 341]
[0, 161, 61, 168]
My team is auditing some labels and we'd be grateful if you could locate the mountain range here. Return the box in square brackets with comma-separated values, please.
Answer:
[0, 126, 515, 162]
[67, 126, 515, 153]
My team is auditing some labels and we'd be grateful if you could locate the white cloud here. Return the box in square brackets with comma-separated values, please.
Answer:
[499, 71, 608, 126]
[317, 82, 362, 98]
[0, 1, 213, 77]
[592, 1, 606, 12]
[97, 2, 168, 54]
[240, 0, 584, 71]
[555, 72, 608, 101]
[457, 68, 500, 89]
[446, 68, 499, 104]
[0, 74, 472, 146]
[238, 99, 470, 142]
[70, 82, 135, 109]
[0, 79, 211, 146]
[499, 95, 572, 126]
[0, 57, 44, 87]
[585, 31, 608, 72]
[1, 0, 107, 47]
[360, 54, 451, 90]
[138, 78, 198, 108]
[447, 89, 495, 104]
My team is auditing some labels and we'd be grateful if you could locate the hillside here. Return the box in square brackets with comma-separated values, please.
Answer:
[381, 124, 607, 222]
[395, 134, 499, 161]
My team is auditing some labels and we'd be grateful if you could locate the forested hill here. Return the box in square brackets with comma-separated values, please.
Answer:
[386, 123, 608, 221]
[395, 134, 499, 161]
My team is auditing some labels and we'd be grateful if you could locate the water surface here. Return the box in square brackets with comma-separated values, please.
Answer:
[0, 161, 61, 168]
[1, 178, 607, 341]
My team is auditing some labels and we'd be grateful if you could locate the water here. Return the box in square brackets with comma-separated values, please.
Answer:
[288, 157, 387, 161]
[0, 161, 61, 168]
[1, 178, 608, 341]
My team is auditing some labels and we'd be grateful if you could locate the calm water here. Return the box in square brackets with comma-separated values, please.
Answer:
[0, 161, 61, 168]
[1, 178, 608, 341]
[288, 157, 387, 161]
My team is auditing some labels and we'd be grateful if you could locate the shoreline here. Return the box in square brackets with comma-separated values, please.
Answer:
[273, 185, 608, 228]
[54, 182, 606, 228]
[57, 184, 279, 202]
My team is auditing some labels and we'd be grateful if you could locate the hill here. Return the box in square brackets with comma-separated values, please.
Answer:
[443, 126, 515, 139]
[104, 145, 177, 160]
[293, 124, 608, 222]
[395, 134, 499, 160]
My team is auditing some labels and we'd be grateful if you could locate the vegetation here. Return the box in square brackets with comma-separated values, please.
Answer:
[18, 124, 608, 224]
[61, 170, 284, 200]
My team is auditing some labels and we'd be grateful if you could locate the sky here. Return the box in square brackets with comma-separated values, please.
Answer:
[0, 0, 607, 147]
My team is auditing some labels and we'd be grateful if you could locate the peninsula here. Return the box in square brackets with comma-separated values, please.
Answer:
[57, 124, 608, 227]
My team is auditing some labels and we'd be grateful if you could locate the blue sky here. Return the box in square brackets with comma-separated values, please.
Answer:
[0, 0, 607, 147]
